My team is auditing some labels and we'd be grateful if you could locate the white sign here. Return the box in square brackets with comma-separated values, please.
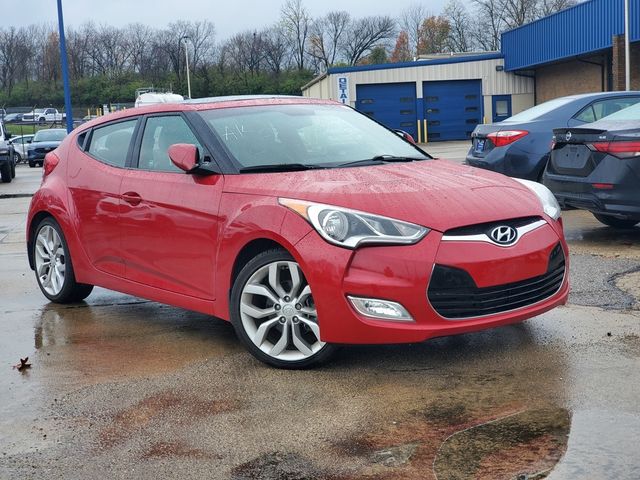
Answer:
[337, 76, 349, 104]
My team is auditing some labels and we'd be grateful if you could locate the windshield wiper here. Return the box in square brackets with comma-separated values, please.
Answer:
[336, 155, 426, 168]
[239, 163, 326, 173]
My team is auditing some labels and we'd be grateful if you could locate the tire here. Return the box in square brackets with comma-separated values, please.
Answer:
[0, 162, 11, 183]
[38, 117, 45, 125]
[28, 160, 35, 168]
[11, 161, 15, 179]
[230, 248, 337, 369]
[33, 217, 94, 303]
[593, 213, 639, 229]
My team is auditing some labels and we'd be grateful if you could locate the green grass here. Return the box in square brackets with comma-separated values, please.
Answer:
[5, 123, 51, 136]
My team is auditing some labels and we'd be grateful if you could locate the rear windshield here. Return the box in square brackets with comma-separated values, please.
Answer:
[600, 102, 640, 121]
[198, 104, 427, 169]
[506, 97, 576, 122]
[34, 130, 67, 142]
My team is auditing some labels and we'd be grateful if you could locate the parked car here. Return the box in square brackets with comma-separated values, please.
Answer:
[0, 121, 16, 183]
[9, 134, 34, 163]
[26, 96, 569, 368]
[22, 108, 66, 124]
[27, 128, 67, 167]
[467, 92, 640, 181]
[544, 102, 640, 228]
[2, 113, 24, 123]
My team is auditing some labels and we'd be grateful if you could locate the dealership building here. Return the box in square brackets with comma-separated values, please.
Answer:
[302, 0, 639, 142]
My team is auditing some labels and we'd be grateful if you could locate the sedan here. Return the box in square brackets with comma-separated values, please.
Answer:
[9, 134, 34, 163]
[544, 102, 640, 228]
[467, 92, 640, 181]
[27, 128, 67, 167]
[27, 96, 569, 368]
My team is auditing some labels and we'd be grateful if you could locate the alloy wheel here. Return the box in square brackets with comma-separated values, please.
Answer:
[239, 260, 325, 362]
[35, 225, 66, 296]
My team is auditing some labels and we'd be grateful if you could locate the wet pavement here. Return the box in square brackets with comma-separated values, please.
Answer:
[1, 166, 640, 479]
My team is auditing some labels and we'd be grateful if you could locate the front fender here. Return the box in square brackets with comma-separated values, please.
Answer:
[212, 194, 313, 320]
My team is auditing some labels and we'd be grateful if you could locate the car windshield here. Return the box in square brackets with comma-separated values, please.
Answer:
[34, 130, 66, 142]
[198, 104, 428, 169]
[33, 109, 45, 114]
[506, 97, 577, 122]
[600, 102, 640, 121]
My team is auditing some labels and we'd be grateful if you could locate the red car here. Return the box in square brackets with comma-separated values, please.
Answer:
[27, 96, 569, 368]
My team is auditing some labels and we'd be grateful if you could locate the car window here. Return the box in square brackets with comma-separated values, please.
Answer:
[33, 130, 67, 142]
[575, 97, 640, 123]
[87, 119, 137, 167]
[200, 104, 427, 169]
[505, 97, 576, 122]
[600, 101, 640, 121]
[138, 115, 202, 172]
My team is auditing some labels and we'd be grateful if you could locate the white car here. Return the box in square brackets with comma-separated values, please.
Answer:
[9, 134, 34, 162]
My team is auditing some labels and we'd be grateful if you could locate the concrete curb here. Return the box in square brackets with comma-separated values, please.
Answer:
[0, 193, 34, 199]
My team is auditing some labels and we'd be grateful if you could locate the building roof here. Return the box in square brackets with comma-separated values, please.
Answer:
[502, 0, 640, 71]
[326, 52, 503, 74]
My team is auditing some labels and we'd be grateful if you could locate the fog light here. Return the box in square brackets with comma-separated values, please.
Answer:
[348, 296, 414, 322]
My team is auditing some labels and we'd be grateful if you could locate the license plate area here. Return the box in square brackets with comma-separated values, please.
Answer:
[473, 138, 486, 154]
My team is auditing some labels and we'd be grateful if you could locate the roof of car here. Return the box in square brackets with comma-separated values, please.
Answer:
[559, 91, 640, 101]
[76, 95, 339, 131]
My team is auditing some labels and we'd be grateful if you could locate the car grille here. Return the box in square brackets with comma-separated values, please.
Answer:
[427, 243, 565, 319]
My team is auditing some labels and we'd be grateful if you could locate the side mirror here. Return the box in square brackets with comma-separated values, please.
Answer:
[4, 131, 11, 140]
[394, 129, 416, 145]
[168, 143, 218, 176]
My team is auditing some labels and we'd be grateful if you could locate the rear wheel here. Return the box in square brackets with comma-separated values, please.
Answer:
[230, 248, 337, 369]
[28, 160, 35, 168]
[593, 213, 639, 229]
[0, 163, 12, 183]
[33, 217, 94, 303]
[11, 161, 15, 178]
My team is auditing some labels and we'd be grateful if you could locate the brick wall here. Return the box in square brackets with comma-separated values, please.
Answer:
[535, 57, 604, 103]
[612, 36, 640, 91]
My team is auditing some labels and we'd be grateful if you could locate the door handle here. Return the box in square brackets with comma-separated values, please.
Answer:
[121, 191, 142, 206]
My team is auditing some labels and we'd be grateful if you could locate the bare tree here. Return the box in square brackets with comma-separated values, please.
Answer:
[307, 11, 350, 71]
[399, 3, 430, 57]
[280, 0, 310, 70]
[0, 27, 32, 93]
[443, 0, 473, 52]
[262, 26, 289, 74]
[471, 0, 505, 51]
[341, 16, 396, 66]
[501, 0, 539, 29]
[537, 0, 577, 16]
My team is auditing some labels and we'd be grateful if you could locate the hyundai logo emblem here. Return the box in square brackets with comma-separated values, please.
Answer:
[565, 131, 572, 142]
[489, 225, 518, 245]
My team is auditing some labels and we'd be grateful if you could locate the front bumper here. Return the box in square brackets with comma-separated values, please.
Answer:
[294, 220, 569, 344]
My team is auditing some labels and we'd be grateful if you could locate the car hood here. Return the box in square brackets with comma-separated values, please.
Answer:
[29, 141, 62, 149]
[223, 160, 543, 232]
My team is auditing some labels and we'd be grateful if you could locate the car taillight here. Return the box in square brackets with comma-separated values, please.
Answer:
[43, 152, 60, 177]
[589, 141, 640, 159]
[487, 130, 529, 147]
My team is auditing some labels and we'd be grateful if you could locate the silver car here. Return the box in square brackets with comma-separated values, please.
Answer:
[9, 134, 35, 163]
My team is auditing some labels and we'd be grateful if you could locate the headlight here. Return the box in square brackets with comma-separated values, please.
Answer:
[514, 178, 561, 220]
[279, 198, 429, 248]
[0, 149, 8, 155]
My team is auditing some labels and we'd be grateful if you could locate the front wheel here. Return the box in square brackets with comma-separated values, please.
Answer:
[33, 217, 94, 303]
[230, 249, 337, 369]
[593, 213, 638, 229]
[0, 163, 12, 183]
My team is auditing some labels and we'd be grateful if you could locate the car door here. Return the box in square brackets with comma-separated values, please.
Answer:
[119, 113, 223, 299]
[66, 118, 139, 276]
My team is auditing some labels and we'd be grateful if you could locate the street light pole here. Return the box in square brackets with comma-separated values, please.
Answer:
[181, 36, 192, 99]
[56, 0, 73, 133]
[624, 0, 631, 91]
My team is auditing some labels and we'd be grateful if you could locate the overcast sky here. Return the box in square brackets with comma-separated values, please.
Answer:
[20, 0, 462, 39]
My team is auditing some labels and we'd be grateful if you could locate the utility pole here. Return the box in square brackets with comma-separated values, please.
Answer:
[57, 0, 74, 133]
[181, 36, 192, 99]
[624, 0, 631, 91]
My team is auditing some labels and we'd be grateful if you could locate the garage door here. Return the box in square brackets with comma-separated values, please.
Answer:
[422, 80, 482, 142]
[355, 83, 417, 139]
